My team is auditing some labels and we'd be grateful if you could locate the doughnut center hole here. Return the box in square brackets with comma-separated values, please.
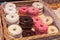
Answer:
[37, 4, 39, 6]
[11, 16, 14, 18]
[32, 9, 35, 10]
[9, 5, 12, 7]
[46, 19, 49, 22]
[36, 19, 39, 21]
[13, 28, 16, 31]
[23, 8, 25, 10]
[40, 25, 43, 27]
[24, 18, 28, 21]
[9, 9, 12, 11]
[51, 29, 54, 32]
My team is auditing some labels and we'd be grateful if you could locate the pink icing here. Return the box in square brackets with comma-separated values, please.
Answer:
[19, 7, 28, 14]
[28, 7, 39, 15]
[32, 17, 48, 34]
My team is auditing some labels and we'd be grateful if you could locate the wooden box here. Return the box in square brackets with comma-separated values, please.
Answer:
[1, 1, 60, 40]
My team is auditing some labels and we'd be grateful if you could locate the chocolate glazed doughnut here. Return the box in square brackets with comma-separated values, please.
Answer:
[20, 16, 33, 30]
[22, 30, 36, 37]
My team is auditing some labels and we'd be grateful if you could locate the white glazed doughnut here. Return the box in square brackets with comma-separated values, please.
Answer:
[5, 3, 16, 8]
[4, 7, 17, 14]
[48, 26, 58, 34]
[5, 14, 19, 24]
[4, 3, 17, 14]
[44, 16, 53, 25]
[39, 15, 53, 25]
[32, 2, 43, 9]
[8, 24, 22, 36]
[32, 2, 43, 13]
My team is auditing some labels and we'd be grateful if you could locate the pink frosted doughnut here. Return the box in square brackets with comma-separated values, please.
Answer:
[18, 7, 28, 14]
[32, 17, 48, 34]
[28, 7, 39, 15]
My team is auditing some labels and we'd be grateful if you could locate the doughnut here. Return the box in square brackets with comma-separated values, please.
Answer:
[39, 15, 53, 25]
[8, 24, 22, 36]
[20, 23, 32, 30]
[22, 30, 35, 37]
[32, 2, 43, 9]
[32, 2, 43, 13]
[20, 16, 33, 25]
[4, 7, 17, 15]
[5, 3, 16, 9]
[5, 14, 19, 24]
[45, 16, 53, 25]
[18, 7, 28, 14]
[4, 3, 17, 14]
[48, 26, 58, 34]
[28, 7, 39, 16]
[32, 17, 48, 34]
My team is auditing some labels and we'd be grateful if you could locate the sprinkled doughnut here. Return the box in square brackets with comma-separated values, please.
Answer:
[8, 24, 22, 36]
[48, 26, 58, 34]
[4, 3, 17, 14]
[5, 14, 19, 24]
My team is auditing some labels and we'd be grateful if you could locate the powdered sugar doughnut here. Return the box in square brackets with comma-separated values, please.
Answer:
[5, 14, 19, 24]
[48, 26, 58, 34]
[8, 24, 22, 36]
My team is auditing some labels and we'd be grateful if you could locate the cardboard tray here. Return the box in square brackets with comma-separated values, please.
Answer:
[1, 1, 60, 40]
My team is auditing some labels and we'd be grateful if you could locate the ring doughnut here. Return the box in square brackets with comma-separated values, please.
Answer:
[5, 3, 16, 8]
[18, 7, 28, 14]
[39, 15, 53, 25]
[8, 24, 22, 36]
[45, 16, 53, 25]
[32, 2, 43, 13]
[48, 26, 58, 34]
[32, 17, 48, 34]
[20, 23, 32, 30]
[4, 3, 17, 14]
[28, 7, 39, 16]
[6, 14, 19, 24]
[22, 30, 35, 37]
[32, 2, 43, 9]
[20, 16, 33, 25]
[4, 8, 17, 15]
